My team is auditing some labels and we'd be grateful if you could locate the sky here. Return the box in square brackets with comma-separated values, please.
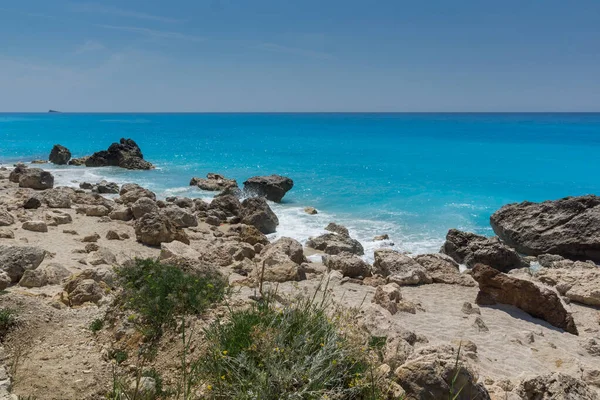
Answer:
[0, 0, 599, 112]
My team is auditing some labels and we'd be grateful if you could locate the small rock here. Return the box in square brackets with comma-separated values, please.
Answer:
[461, 302, 481, 315]
[22, 220, 48, 232]
[304, 207, 318, 215]
[82, 233, 100, 243]
[473, 316, 489, 332]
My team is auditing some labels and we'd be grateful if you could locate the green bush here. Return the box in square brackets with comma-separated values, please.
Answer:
[0, 308, 17, 340]
[90, 318, 104, 333]
[197, 297, 379, 399]
[115, 258, 226, 339]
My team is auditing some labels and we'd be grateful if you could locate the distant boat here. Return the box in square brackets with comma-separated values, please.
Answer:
[48, 109, 61, 113]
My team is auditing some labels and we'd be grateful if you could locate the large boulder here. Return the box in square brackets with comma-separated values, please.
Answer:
[134, 212, 190, 246]
[240, 197, 279, 234]
[0, 245, 45, 283]
[0, 210, 15, 226]
[162, 206, 198, 228]
[85, 138, 154, 170]
[62, 270, 114, 306]
[228, 224, 269, 246]
[471, 264, 578, 335]
[322, 254, 371, 278]
[413, 253, 476, 286]
[516, 373, 598, 400]
[19, 263, 70, 288]
[325, 222, 349, 236]
[9, 164, 28, 183]
[491, 195, 600, 262]
[119, 186, 156, 205]
[209, 195, 241, 218]
[441, 229, 528, 272]
[306, 233, 364, 256]
[18, 168, 54, 190]
[394, 344, 491, 400]
[243, 175, 293, 202]
[43, 188, 72, 208]
[190, 173, 237, 191]
[373, 249, 432, 285]
[131, 197, 159, 219]
[48, 144, 71, 165]
[254, 237, 305, 282]
[533, 255, 600, 307]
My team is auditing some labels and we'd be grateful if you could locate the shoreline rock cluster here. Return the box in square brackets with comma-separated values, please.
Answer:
[0, 162, 599, 399]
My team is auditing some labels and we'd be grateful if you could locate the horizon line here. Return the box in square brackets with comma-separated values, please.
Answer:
[2, 111, 600, 114]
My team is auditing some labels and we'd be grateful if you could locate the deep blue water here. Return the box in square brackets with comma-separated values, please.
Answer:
[2, 113, 600, 257]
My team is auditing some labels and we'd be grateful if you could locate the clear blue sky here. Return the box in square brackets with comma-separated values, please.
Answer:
[1, 1, 599, 112]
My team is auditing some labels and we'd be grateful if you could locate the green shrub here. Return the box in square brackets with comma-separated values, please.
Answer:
[115, 258, 226, 339]
[110, 349, 128, 365]
[0, 308, 17, 340]
[196, 296, 379, 399]
[90, 318, 104, 333]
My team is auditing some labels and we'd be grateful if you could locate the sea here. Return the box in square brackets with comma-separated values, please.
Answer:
[2, 113, 600, 260]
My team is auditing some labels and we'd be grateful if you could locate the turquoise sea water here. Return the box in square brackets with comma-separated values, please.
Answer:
[2, 113, 600, 258]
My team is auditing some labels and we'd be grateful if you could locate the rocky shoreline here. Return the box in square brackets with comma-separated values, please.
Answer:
[0, 145, 599, 399]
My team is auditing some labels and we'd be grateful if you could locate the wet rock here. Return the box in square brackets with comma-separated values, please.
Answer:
[19, 263, 70, 288]
[49, 144, 71, 165]
[85, 138, 154, 170]
[134, 212, 190, 246]
[18, 168, 54, 190]
[68, 156, 89, 166]
[516, 373, 597, 400]
[22, 220, 48, 232]
[0, 245, 45, 282]
[441, 229, 529, 272]
[190, 173, 237, 191]
[306, 233, 364, 256]
[325, 222, 350, 236]
[394, 344, 491, 400]
[472, 264, 578, 335]
[94, 180, 119, 194]
[491, 195, 600, 262]
[304, 207, 318, 215]
[374, 234, 390, 241]
[240, 197, 279, 234]
[322, 254, 371, 278]
[373, 249, 432, 285]
[243, 175, 293, 202]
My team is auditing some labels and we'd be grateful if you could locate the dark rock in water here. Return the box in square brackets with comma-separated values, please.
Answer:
[49, 144, 72, 165]
[48, 110, 60, 113]
[490, 195, 600, 262]
[325, 222, 349, 236]
[441, 229, 528, 272]
[243, 175, 293, 203]
[85, 138, 154, 170]
[471, 264, 578, 335]
[190, 173, 237, 191]
[18, 168, 54, 190]
[215, 185, 243, 198]
[240, 197, 279, 234]
[306, 233, 364, 256]
[68, 156, 89, 166]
